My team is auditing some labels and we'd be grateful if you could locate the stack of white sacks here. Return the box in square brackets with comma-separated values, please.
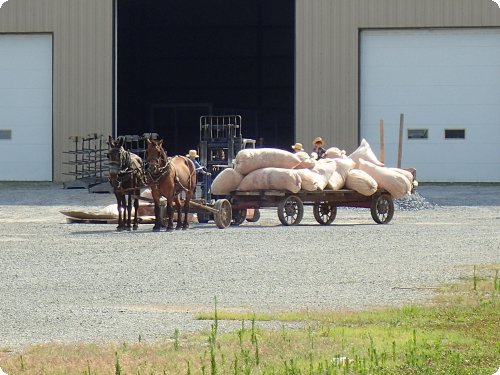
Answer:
[210, 139, 415, 198]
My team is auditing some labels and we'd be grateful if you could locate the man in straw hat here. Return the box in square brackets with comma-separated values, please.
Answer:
[186, 149, 207, 175]
[311, 136, 326, 160]
[291, 142, 305, 153]
[291, 142, 312, 160]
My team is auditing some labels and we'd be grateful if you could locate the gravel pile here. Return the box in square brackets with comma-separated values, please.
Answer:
[0, 183, 499, 350]
[394, 191, 437, 211]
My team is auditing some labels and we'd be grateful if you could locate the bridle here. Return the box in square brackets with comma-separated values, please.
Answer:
[145, 144, 170, 183]
[108, 146, 134, 189]
[108, 146, 132, 174]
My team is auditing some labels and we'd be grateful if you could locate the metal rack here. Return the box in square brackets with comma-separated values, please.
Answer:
[199, 115, 255, 174]
[62, 133, 161, 191]
[62, 133, 109, 189]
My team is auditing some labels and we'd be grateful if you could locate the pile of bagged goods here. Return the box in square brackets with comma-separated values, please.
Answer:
[210, 139, 417, 199]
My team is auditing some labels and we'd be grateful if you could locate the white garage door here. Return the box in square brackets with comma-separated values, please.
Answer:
[0, 34, 52, 181]
[360, 29, 500, 182]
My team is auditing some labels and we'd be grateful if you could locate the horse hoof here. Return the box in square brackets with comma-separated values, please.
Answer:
[182, 226, 188, 230]
[133, 226, 138, 231]
[152, 227, 161, 232]
[175, 226, 182, 230]
[116, 227, 124, 232]
[166, 227, 174, 232]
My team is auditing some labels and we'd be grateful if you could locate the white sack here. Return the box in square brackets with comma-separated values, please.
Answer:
[389, 167, 414, 183]
[233, 148, 301, 175]
[348, 139, 384, 168]
[311, 159, 338, 189]
[97, 204, 154, 217]
[99, 204, 119, 216]
[324, 147, 347, 159]
[210, 168, 244, 195]
[140, 188, 167, 204]
[358, 158, 411, 199]
[294, 151, 316, 169]
[326, 158, 356, 190]
[295, 169, 324, 191]
[345, 169, 378, 196]
[237, 167, 302, 193]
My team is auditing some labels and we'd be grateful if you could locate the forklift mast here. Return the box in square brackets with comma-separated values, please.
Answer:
[199, 115, 255, 175]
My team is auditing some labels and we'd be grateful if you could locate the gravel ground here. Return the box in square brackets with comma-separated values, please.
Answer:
[0, 182, 499, 349]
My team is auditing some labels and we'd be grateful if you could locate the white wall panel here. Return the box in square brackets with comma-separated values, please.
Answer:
[0, 34, 52, 180]
[0, 0, 113, 182]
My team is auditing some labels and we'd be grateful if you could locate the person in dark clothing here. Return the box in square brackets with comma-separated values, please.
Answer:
[311, 137, 326, 160]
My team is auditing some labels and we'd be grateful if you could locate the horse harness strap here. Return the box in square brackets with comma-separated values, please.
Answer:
[146, 156, 194, 193]
[109, 149, 144, 191]
[147, 156, 173, 186]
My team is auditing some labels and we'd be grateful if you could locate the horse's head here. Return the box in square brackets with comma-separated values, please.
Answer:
[145, 138, 167, 176]
[107, 136, 128, 175]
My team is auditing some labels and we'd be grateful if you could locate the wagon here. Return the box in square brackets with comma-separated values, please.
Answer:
[225, 188, 396, 226]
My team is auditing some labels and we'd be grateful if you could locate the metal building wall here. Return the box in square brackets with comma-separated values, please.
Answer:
[0, 0, 113, 181]
[295, 0, 500, 152]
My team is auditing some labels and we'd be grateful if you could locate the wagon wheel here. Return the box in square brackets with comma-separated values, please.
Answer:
[246, 208, 261, 223]
[277, 195, 304, 226]
[313, 202, 337, 225]
[214, 199, 232, 229]
[370, 194, 394, 224]
[231, 209, 247, 226]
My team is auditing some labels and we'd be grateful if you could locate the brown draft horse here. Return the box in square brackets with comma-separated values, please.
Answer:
[107, 136, 146, 231]
[144, 138, 197, 231]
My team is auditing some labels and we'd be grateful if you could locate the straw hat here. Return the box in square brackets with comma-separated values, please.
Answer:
[186, 149, 199, 158]
[313, 137, 324, 146]
[291, 142, 304, 151]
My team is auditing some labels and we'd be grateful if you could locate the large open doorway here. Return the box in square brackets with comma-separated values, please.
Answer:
[116, 0, 295, 156]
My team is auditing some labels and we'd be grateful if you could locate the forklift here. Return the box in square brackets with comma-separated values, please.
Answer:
[196, 115, 256, 223]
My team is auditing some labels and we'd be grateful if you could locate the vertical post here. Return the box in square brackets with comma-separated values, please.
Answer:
[397, 113, 404, 168]
[379, 119, 385, 164]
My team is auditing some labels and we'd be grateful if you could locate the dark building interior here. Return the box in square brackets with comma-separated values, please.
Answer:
[116, 0, 295, 156]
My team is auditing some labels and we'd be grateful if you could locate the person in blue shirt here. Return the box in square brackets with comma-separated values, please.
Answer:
[186, 149, 207, 175]
[186, 149, 211, 199]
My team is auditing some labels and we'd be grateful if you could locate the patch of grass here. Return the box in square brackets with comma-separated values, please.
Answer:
[0, 265, 498, 374]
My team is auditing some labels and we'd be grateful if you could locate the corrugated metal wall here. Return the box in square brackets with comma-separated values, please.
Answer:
[0, 0, 113, 181]
[2, 0, 500, 180]
[296, 0, 500, 152]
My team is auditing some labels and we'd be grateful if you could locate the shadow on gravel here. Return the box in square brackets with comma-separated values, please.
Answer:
[69, 229, 123, 235]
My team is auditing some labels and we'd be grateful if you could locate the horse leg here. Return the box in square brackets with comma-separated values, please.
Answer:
[153, 202, 162, 232]
[175, 195, 183, 230]
[125, 193, 132, 231]
[116, 193, 125, 231]
[166, 199, 175, 231]
[132, 190, 139, 230]
[182, 194, 191, 230]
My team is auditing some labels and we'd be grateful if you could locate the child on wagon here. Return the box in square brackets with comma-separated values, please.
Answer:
[311, 137, 326, 160]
